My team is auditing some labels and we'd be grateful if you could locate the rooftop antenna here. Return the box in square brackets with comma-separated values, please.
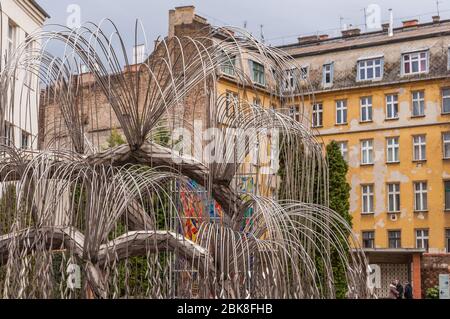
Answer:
[363, 8, 367, 31]
[260, 24, 265, 43]
[436, 0, 441, 16]
[243, 20, 247, 29]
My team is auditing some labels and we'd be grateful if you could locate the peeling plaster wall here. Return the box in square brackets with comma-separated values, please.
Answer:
[289, 34, 450, 252]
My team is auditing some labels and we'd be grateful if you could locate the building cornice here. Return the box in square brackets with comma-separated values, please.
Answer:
[14, 0, 49, 26]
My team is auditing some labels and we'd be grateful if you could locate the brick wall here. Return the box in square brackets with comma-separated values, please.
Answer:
[39, 7, 213, 151]
[421, 254, 450, 297]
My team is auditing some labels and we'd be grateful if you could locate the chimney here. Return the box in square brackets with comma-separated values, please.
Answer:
[298, 34, 329, 44]
[132, 44, 145, 65]
[389, 9, 394, 37]
[402, 19, 419, 28]
[218, 27, 235, 37]
[168, 6, 208, 38]
[432, 15, 441, 24]
[341, 28, 361, 38]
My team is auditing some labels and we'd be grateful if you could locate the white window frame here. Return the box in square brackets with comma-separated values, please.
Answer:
[386, 137, 400, 163]
[300, 66, 309, 80]
[323, 63, 334, 86]
[312, 103, 323, 127]
[221, 53, 237, 77]
[337, 141, 349, 162]
[386, 94, 399, 119]
[283, 68, 296, 92]
[357, 58, 383, 81]
[413, 135, 426, 161]
[387, 183, 401, 213]
[402, 51, 429, 75]
[4, 121, 13, 147]
[415, 229, 429, 250]
[445, 180, 450, 211]
[21, 130, 31, 150]
[7, 20, 17, 56]
[360, 96, 373, 122]
[336, 100, 347, 125]
[448, 47, 450, 71]
[361, 139, 374, 165]
[443, 133, 450, 159]
[412, 91, 425, 117]
[414, 182, 428, 212]
[361, 184, 374, 214]
[442, 88, 450, 114]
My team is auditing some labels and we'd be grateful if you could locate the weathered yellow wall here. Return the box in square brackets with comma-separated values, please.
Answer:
[310, 79, 450, 252]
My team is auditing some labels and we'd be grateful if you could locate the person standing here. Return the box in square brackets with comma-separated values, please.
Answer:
[396, 280, 404, 299]
[404, 281, 413, 299]
[389, 281, 399, 299]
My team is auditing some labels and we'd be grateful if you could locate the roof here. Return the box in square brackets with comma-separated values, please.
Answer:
[279, 20, 450, 58]
[29, 0, 50, 19]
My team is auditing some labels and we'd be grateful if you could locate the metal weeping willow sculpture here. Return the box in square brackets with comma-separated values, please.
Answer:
[0, 19, 369, 299]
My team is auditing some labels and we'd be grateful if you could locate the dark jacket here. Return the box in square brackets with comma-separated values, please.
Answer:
[404, 284, 413, 299]
[396, 283, 404, 299]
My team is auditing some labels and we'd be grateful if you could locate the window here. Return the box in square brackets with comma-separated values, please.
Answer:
[442, 89, 450, 114]
[388, 231, 401, 248]
[386, 137, 399, 163]
[4, 121, 13, 147]
[402, 51, 428, 75]
[412, 91, 425, 117]
[387, 183, 400, 213]
[336, 100, 347, 125]
[386, 94, 399, 119]
[312, 103, 323, 127]
[358, 58, 383, 81]
[413, 135, 426, 161]
[337, 141, 349, 162]
[361, 139, 374, 165]
[249, 60, 265, 86]
[289, 105, 300, 122]
[362, 231, 375, 249]
[416, 229, 429, 251]
[323, 63, 334, 86]
[225, 91, 238, 117]
[444, 181, 450, 211]
[360, 96, 373, 122]
[300, 66, 308, 80]
[361, 185, 374, 214]
[448, 48, 450, 70]
[283, 69, 296, 91]
[414, 182, 428, 212]
[7, 20, 17, 56]
[21, 131, 31, 150]
[221, 54, 236, 77]
[446, 229, 450, 253]
[444, 133, 450, 159]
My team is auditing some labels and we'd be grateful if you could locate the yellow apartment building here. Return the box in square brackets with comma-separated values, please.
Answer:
[280, 17, 450, 297]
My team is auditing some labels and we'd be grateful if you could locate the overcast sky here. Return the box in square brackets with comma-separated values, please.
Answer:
[36, 0, 450, 48]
